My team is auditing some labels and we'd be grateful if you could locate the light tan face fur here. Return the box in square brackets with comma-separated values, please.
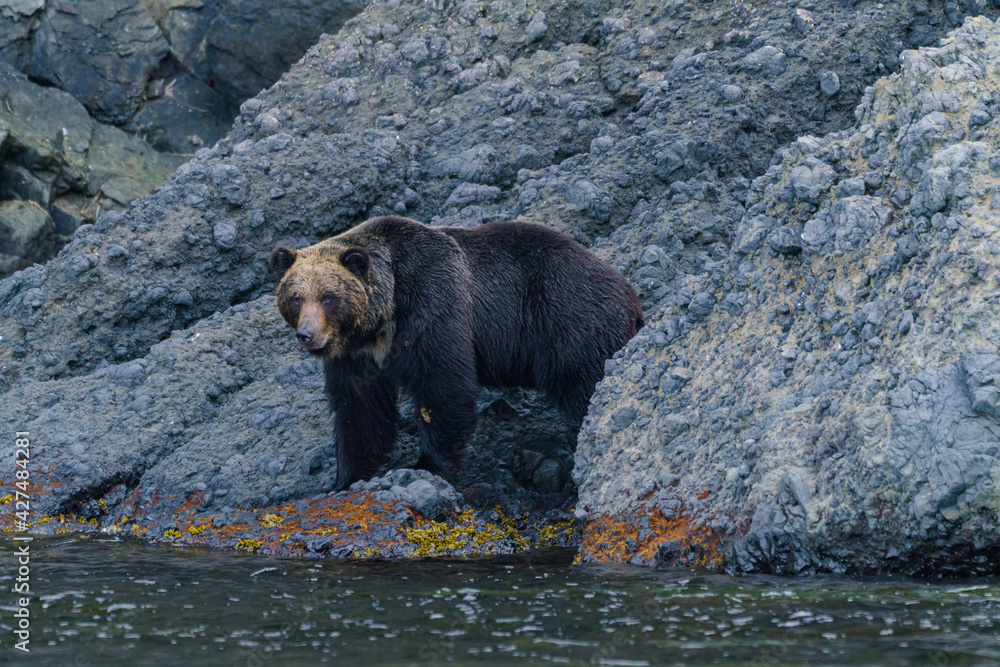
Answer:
[276, 245, 369, 359]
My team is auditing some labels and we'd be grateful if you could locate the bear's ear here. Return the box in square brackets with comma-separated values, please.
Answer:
[341, 247, 369, 279]
[269, 247, 297, 277]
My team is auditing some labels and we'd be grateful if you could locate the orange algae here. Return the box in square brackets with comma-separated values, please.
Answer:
[579, 506, 721, 567]
[159, 489, 407, 556]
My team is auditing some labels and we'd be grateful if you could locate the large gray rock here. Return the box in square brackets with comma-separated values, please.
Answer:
[0, 0, 43, 69]
[0, 199, 55, 270]
[3, 0, 368, 152]
[576, 17, 1000, 575]
[130, 68, 233, 154]
[0, 0, 372, 276]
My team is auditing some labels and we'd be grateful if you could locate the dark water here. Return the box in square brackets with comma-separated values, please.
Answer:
[0, 536, 998, 665]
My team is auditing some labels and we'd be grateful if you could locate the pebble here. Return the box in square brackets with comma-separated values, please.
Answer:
[819, 71, 840, 96]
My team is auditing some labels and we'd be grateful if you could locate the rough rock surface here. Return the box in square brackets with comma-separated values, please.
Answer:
[29, 0, 169, 125]
[3, 0, 1000, 570]
[0, 199, 55, 273]
[577, 16, 1000, 575]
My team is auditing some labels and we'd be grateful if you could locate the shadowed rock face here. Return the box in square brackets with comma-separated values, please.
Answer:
[140, 0, 369, 114]
[3, 0, 367, 149]
[2, 0, 1000, 570]
[0, 62, 184, 276]
[29, 0, 170, 126]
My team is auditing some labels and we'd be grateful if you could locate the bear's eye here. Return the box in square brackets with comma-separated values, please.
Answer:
[290, 295, 303, 309]
[321, 293, 336, 307]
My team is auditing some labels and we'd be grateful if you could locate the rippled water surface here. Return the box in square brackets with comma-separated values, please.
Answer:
[1, 536, 998, 665]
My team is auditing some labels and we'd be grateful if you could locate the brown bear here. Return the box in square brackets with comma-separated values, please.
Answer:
[270, 216, 643, 490]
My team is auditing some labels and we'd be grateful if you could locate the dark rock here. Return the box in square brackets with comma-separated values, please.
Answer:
[29, 0, 168, 125]
[0, 62, 182, 277]
[0, 163, 53, 208]
[144, 0, 366, 110]
[50, 198, 87, 236]
[767, 226, 803, 255]
[0, 0, 43, 69]
[131, 68, 232, 154]
[687, 292, 716, 319]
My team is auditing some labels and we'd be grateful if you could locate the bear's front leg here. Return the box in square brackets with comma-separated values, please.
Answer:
[325, 359, 399, 491]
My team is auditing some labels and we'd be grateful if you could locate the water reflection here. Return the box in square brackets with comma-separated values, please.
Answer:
[0, 536, 997, 665]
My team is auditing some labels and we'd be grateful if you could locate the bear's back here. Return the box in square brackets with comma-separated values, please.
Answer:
[441, 221, 642, 389]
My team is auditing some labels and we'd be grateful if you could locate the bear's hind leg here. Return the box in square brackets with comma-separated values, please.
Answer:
[546, 372, 599, 425]
[410, 378, 478, 476]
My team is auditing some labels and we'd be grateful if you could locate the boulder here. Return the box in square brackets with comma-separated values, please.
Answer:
[0, 199, 52, 254]
[0, 0, 43, 69]
[0, 199, 55, 266]
[142, 0, 368, 108]
[576, 17, 1000, 576]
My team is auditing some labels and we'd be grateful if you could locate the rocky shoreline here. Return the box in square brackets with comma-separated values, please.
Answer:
[3, 0, 1000, 573]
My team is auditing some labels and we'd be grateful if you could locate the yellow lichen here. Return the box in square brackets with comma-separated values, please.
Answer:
[187, 523, 206, 535]
[258, 513, 285, 528]
[404, 508, 528, 557]
[538, 521, 576, 543]
[0, 495, 11, 505]
[496, 508, 528, 550]
[235, 538, 262, 552]
[163, 528, 182, 539]
[405, 521, 474, 556]
[97, 499, 108, 511]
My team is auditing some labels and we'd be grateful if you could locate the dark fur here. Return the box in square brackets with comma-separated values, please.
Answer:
[272, 216, 643, 490]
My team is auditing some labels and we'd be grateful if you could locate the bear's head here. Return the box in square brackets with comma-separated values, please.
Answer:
[270, 240, 389, 359]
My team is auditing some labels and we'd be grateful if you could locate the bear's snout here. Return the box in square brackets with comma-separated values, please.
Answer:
[294, 305, 329, 353]
[295, 325, 325, 352]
